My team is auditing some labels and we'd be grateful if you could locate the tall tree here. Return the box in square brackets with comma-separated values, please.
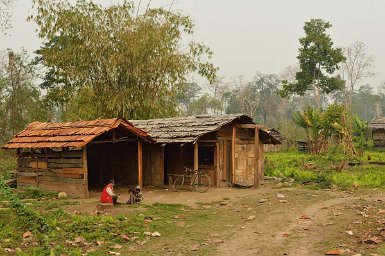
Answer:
[341, 40, 374, 108]
[0, 0, 16, 32]
[280, 19, 346, 108]
[31, 0, 217, 120]
[0, 50, 46, 142]
[249, 73, 281, 125]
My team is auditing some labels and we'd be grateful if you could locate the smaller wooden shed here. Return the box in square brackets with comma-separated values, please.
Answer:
[132, 114, 280, 188]
[3, 118, 152, 197]
[369, 118, 385, 147]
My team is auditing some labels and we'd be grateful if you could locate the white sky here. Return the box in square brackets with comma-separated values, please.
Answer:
[1, 0, 385, 87]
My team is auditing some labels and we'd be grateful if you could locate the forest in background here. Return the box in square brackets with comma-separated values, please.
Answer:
[0, 0, 383, 144]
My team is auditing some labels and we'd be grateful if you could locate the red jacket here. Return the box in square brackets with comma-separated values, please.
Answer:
[100, 184, 114, 203]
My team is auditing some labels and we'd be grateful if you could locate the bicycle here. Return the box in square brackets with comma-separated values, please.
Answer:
[172, 167, 211, 193]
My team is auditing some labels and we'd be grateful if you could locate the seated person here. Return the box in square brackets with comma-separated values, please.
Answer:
[100, 179, 118, 204]
[126, 185, 144, 205]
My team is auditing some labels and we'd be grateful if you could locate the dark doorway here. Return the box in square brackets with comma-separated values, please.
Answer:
[87, 141, 138, 190]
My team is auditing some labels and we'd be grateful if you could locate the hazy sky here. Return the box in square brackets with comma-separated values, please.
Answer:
[2, 0, 385, 87]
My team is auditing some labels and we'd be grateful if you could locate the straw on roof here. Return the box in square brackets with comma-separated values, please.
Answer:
[131, 114, 280, 144]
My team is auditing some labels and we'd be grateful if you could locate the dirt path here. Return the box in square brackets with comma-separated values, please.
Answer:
[63, 185, 385, 255]
[214, 188, 385, 256]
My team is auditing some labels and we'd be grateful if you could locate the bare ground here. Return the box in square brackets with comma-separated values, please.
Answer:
[64, 184, 385, 255]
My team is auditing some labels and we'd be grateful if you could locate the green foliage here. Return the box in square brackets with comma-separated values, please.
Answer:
[265, 150, 385, 189]
[280, 19, 345, 107]
[18, 186, 57, 199]
[227, 73, 281, 124]
[31, 0, 217, 120]
[0, 149, 16, 180]
[0, 179, 51, 233]
[353, 114, 368, 155]
[0, 50, 47, 143]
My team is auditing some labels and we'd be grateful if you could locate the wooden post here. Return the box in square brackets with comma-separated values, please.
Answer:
[254, 127, 260, 188]
[223, 141, 227, 181]
[82, 146, 89, 197]
[232, 126, 236, 183]
[216, 141, 220, 188]
[138, 140, 143, 188]
[160, 146, 165, 187]
[259, 142, 265, 185]
[194, 142, 199, 170]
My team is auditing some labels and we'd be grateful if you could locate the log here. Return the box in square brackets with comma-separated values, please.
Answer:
[38, 175, 86, 184]
[48, 158, 83, 164]
[48, 163, 83, 168]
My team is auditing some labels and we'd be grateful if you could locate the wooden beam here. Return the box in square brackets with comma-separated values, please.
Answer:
[197, 140, 217, 143]
[259, 142, 265, 185]
[223, 141, 227, 182]
[89, 138, 137, 144]
[82, 146, 89, 197]
[231, 126, 236, 183]
[138, 141, 143, 188]
[254, 127, 260, 188]
[194, 142, 199, 171]
[160, 146, 165, 187]
[236, 124, 257, 129]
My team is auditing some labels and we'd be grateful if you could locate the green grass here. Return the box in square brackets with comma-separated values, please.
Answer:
[0, 150, 16, 180]
[0, 193, 239, 256]
[265, 148, 385, 189]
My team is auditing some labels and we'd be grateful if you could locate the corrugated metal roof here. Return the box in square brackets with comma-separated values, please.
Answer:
[131, 114, 280, 144]
[3, 118, 153, 149]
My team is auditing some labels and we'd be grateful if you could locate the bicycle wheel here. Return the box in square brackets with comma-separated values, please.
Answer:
[195, 174, 210, 193]
[172, 176, 184, 192]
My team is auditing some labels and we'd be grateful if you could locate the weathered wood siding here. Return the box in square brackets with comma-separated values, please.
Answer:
[216, 123, 263, 187]
[143, 143, 164, 187]
[17, 149, 88, 197]
[234, 141, 255, 184]
[263, 144, 283, 152]
[372, 130, 385, 147]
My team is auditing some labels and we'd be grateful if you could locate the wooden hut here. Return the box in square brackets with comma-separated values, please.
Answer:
[3, 118, 153, 197]
[369, 118, 385, 147]
[263, 128, 287, 152]
[131, 114, 280, 188]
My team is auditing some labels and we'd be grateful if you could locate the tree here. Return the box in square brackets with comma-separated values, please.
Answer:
[341, 41, 374, 108]
[293, 104, 356, 155]
[0, 0, 16, 32]
[176, 82, 201, 115]
[188, 93, 222, 115]
[31, 0, 217, 120]
[280, 19, 346, 108]
[351, 84, 379, 121]
[0, 50, 46, 142]
[249, 73, 281, 125]
[226, 83, 259, 118]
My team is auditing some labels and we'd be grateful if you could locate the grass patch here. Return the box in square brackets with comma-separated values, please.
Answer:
[266, 149, 385, 189]
[0, 150, 16, 180]
[0, 193, 240, 256]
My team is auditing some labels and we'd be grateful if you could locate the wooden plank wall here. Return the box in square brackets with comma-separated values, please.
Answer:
[17, 149, 87, 196]
[216, 123, 265, 187]
[372, 130, 385, 147]
[263, 144, 283, 152]
[143, 143, 164, 187]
